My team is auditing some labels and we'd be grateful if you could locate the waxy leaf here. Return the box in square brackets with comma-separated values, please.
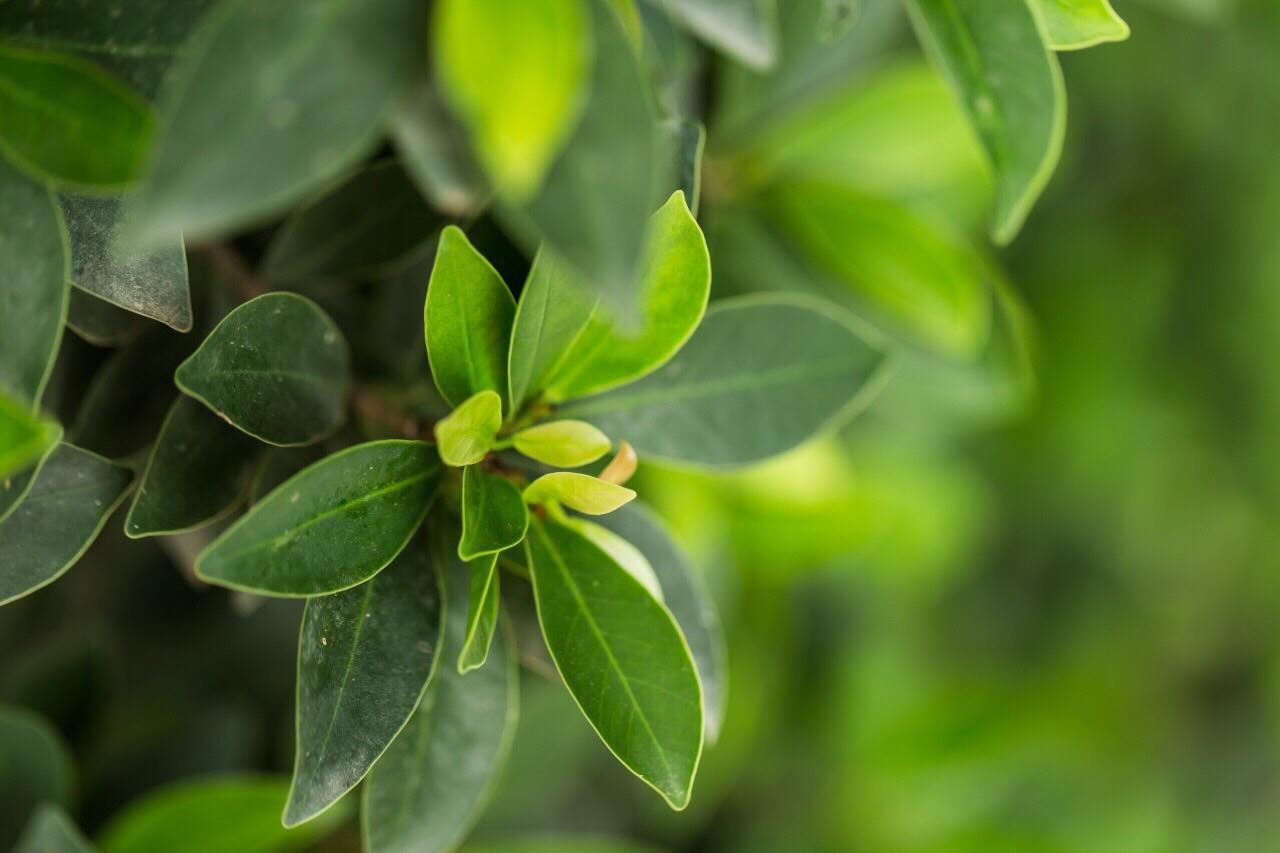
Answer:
[264, 161, 441, 283]
[125, 396, 261, 538]
[0, 706, 72, 850]
[0, 444, 133, 606]
[508, 192, 710, 408]
[650, 0, 779, 70]
[195, 440, 439, 596]
[425, 227, 517, 407]
[460, 465, 529, 561]
[0, 45, 151, 188]
[14, 805, 93, 853]
[525, 516, 703, 808]
[176, 293, 350, 446]
[560, 294, 888, 467]
[285, 541, 444, 827]
[0, 392, 60, 480]
[513, 420, 611, 468]
[60, 194, 191, 332]
[127, 0, 428, 245]
[600, 502, 727, 740]
[363, 552, 518, 852]
[1031, 0, 1129, 50]
[436, 391, 503, 468]
[524, 473, 635, 516]
[391, 76, 488, 217]
[903, 0, 1065, 244]
[459, 554, 501, 673]
[0, 156, 68, 408]
[99, 776, 347, 853]
[566, 516, 663, 602]
[435, 0, 589, 199]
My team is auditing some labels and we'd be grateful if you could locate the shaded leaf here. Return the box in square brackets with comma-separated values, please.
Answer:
[513, 420, 611, 468]
[436, 391, 503, 468]
[67, 287, 148, 347]
[662, 119, 705, 215]
[195, 440, 439, 596]
[458, 554, 501, 673]
[390, 75, 488, 216]
[467, 838, 662, 853]
[1031, 0, 1129, 50]
[175, 293, 350, 446]
[285, 541, 444, 826]
[524, 473, 635, 515]
[0, 392, 60, 480]
[460, 465, 529, 561]
[648, 0, 778, 69]
[0, 705, 72, 850]
[14, 805, 94, 853]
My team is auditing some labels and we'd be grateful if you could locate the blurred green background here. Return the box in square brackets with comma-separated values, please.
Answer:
[5, 1, 1280, 851]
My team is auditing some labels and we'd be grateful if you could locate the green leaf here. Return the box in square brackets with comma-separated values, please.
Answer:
[0, 705, 72, 850]
[1031, 0, 1129, 50]
[0, 392, 60, 481]
[60, 194, 191, 332]
[195, 440, 439, 596]
[506, 0, 659, 321]
[0, 155, 68, 408]
[649, 0, 779, 69]
[513, 420, 612, 468]
[458, 554, 501, 673]
[175, 293, 350, 447]
[564, 516, 663, 601]
[524, 473, 636, 516]
[390, 75, 488, 217]
[285, 540, 445, 827]
[0, 444, 133, 606]
[437, 392, 503, 468]
[902, 0, 1065, 244]
[425, 227, 517, 408]
[126, 0, 428, 246]
[99, 776, 346, 853]
[466, 838, 662, 853]
[460, 465, 529, 561]
[662, 119, 705, 215]
[14, 804, 94, 853]
[67, 287, 147, 347]
[507, 192, 710, 408]
[435, 0, 589, 199]
[767, 182, 992, 358]
[559, 294, 889, 467]
[362, 549, 518, 852]
[263, 160, 442, 283]
[125, 396, 261, 538]
[0, 45, 151, 188]
[599, 502, 727, 740]
[524, 516, 703, 809]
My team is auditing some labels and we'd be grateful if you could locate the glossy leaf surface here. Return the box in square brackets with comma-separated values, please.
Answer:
[436, 391, 503, 468]
[566, 516, 663, 602]
[524, 473, 635, 516]
[513, 420, 611, 468]
[1032, 0, 1129, 50]
[460, 465, 529, 561]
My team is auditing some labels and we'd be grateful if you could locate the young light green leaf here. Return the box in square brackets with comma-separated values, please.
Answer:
[0, 45, 151, 188]
[14, 804, 93, 853]
[507, 192, 710, 408]
[363, 551, 518, 853]
[650, 0, 779, 70]
[560, 294, 889, 467]
[1031, 0, 1129, 50]
[125, 396, 261, 538]
[99, 776, 347, 853]
[435, 0, 589, 199]
[59, 194, 191, 332]
[0, 392, 60, 481]
[195, 440, 439, 596]
[425, 227, 517, 407]
[525, 516, 703, 809]
[0, 706, 73, 850]
[0, 156, 68, 408]
[263, 160, 442, 283]
[436, 391, 503, 467]
[126, 0, 428, 246]
[390, 75, 489, 217]
[600, 502, 727, 740]
[285, 541, 445, 827]
[0, 444, 133, 606]
[459, 553, 501, 673]
[902, 0, 1065, 244]
[460, 465, 529, 561]
[524, 473, 636, 516]
[513, 420, 611, 468]
[67, 287, 148, 346]
[564, 516, 662, 601]
[175, 293, 350, 446]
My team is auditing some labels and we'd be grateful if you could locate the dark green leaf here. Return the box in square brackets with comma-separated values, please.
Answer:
[0, 45, 151, 188]
[662, 119, 705, 215]
[195, 440, 439, 596]
[0, 444, 133, 606]
[459, 554, 501, 673]
[560, 294, 889, 467]
[425, 227, 516, 407]
[0, 705, 72, 850]
[14, 805, 94, 853]
[285, 540, 444, 826]
[903, 0, 1065, 243]
[0, 391, 60, 480]
[467, 839, 662, 853]
[362, 549, 517, 852]
[175, 293, 350, 446]
[263, 161, 442, 283]
[524, 516, 703, 809]
[0, 156, 68, 407]
[389, 76, 488, 217]
[1031, 0, 1129, 51]
[126, 0, 428, 245]
[648, 0, 778, 69]
[125, 396, 261, 538]
[460, 466, 529, 561]
[67, 287, 148, 347]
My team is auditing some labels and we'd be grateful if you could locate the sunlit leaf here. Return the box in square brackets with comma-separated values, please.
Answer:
[513, 420, 612, 468]
[1031, 0, 1129, 50]
[524, 473, 635, 515]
